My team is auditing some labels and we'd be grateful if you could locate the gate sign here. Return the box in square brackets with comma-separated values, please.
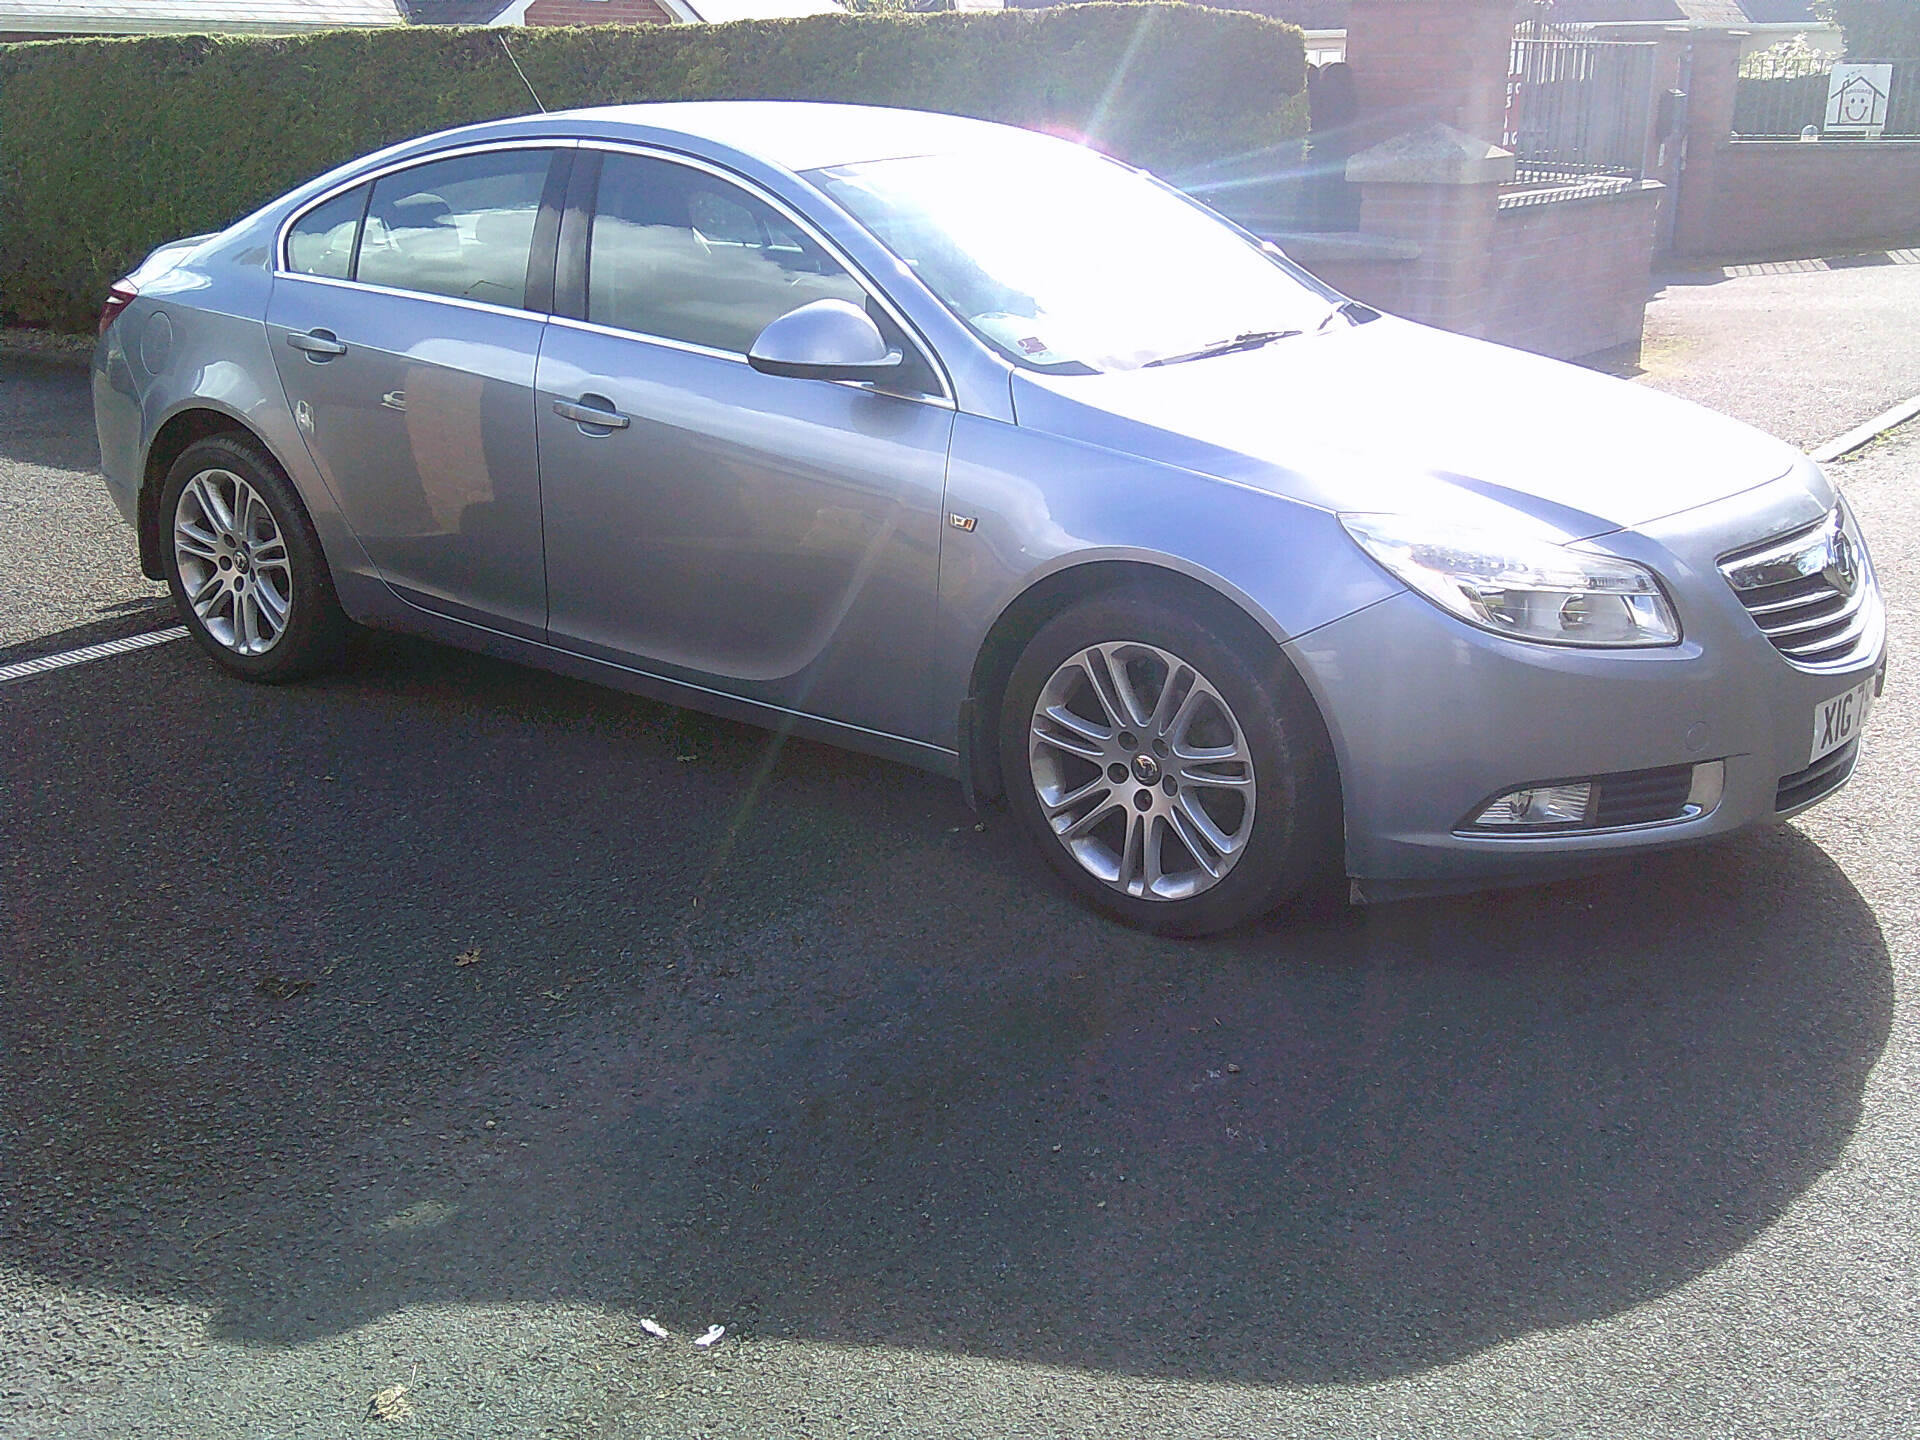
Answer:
[1826, 63, 1892, 135]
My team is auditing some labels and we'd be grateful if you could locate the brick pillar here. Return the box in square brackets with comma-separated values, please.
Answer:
[1344, 0, 1523, 148]
[1345, 125, 1515, 336]
[1670, 28, 1748, 258]
[1598, 24, 1692, 251]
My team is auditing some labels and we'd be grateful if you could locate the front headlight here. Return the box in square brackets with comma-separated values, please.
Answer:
[1340, 513, 1680, 648]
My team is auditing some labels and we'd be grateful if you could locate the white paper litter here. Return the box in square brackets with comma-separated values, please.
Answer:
[639, 1317, 671, 1339]
[694, 1324, 726, 1348]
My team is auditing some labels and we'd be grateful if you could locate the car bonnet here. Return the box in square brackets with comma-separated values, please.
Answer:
[1008, 316, 1806, 542]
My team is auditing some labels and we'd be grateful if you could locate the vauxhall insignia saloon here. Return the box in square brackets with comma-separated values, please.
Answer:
[93, 102, 1886, 934]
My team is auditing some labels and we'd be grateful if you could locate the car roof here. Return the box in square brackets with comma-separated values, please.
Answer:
[514, 100, 1066, 173]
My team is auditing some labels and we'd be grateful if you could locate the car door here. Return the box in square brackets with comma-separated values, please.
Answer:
[266, 143, 564, 639]
[534, 148, 956, 742]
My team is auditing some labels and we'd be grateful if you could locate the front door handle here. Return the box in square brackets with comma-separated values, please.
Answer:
[286, 329, 348, 360]
[554, 396, 630, 431]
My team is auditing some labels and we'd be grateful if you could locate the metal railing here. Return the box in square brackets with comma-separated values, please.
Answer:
[1504, 36, 1657, 198]
[1734, 53, 1920, 140]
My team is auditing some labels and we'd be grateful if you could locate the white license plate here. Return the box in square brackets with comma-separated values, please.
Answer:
[1809, 678, 1874, 766]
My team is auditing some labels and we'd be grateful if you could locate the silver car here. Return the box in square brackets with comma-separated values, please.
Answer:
[94, 102, 1886, 934]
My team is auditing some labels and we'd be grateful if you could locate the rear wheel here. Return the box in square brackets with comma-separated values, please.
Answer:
[999, 591, 1336, 935]
[159, 433, 348, 682]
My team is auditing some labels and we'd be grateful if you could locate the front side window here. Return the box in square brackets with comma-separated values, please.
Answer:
[587, 153, 869, 355]
[356, 149, 551, 309]
[285, 183, 367, 279]
[810, 141, 1338, 374]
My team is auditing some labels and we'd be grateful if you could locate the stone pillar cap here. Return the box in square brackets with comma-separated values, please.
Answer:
[1346, 123, 1517, 185]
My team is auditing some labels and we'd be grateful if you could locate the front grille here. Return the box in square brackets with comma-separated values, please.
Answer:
[1719, 508, 1877, 669]
[1776, 738, 1859, 813]
[1592, 764, 1696, 827]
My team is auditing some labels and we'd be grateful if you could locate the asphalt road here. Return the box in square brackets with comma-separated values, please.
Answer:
[3, 273, 1918, 1438]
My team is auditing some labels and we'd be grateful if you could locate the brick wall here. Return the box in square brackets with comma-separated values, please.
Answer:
[1482, 185, 1662, 359]
[1670, 28, 1920, 259]
[1343, 0, 1518, 146]
[523, 0, 675, 24]
[1350, 180, 1500, 334]
[1675, 141, 1920, 259]
[1304, 0, 1662, 360]
[1299, 185, 1660, 361]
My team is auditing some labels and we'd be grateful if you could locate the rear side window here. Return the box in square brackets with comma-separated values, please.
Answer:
[587, 153, 868, 354]
[286, 183, 367, 279]
[356, 149, 552, 309]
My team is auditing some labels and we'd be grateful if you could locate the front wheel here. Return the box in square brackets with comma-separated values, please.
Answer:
[159, 433, 348, 682]
[999, 591, 1337, 936]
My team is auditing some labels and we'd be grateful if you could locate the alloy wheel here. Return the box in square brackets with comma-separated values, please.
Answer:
[171, 467, 294, 656]
[1027, 641, 1257, 901]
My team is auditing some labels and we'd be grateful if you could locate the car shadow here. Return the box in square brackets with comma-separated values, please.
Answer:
[0, 598, 176, 668]
[0, 633, 1893, 1387]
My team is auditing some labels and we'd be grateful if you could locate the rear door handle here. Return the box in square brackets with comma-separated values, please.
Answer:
[286, 329, 348, 359]
[553, 397, 630, 431]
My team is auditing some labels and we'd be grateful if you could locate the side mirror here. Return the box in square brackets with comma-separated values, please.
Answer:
[748, 299, 902, 382]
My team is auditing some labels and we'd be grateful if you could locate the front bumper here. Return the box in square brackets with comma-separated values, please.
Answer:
[1287, 471, 1887, 892]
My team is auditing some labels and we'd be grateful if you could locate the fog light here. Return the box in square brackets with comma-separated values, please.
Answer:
[1472, 782, 1592, 828]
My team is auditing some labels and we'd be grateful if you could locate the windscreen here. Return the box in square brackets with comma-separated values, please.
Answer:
[809, 144, 1335, 374]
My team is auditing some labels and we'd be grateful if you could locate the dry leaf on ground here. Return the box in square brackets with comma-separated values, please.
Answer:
[367, 1384, 413, 1421]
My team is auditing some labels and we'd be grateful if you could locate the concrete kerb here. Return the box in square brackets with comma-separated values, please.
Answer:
[1811, 392, 1920, 465]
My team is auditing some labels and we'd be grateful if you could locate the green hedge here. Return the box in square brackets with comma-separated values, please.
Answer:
[0, 4, 1306, 331]
[1818, 0, 1920, 57]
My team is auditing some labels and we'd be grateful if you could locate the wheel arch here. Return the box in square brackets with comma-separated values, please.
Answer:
[137, 405, 288, 580]
[958, 558, 1342, 824]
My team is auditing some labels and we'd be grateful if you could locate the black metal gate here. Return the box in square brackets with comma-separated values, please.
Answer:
[1505, 35, 1657, 196]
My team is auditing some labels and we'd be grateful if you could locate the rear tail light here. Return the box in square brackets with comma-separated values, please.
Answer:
[98, 278, 138, 336]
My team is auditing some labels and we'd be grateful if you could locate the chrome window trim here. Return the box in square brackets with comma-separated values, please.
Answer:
[274, 269, 551, 325]
[544, 313, 957, 412]
[274, 137, 579, 291]
[271, 133, 956, 404]
[575, 139, 955, 406]
[549, 311, 748, 365]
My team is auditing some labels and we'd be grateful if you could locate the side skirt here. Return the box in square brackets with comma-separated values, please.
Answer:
[342, 576, 962, 781]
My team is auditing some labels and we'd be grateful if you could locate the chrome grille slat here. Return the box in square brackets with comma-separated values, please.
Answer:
[1719, 504, 1877, 671]
[1718, 518, 1830, 588]
[1744, 581, 1842, 617]
[1778, 605, 1873, 661]
[1763, 585, 1866, 638]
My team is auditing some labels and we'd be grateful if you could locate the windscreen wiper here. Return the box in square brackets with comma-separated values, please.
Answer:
[1143, 328, 1302, 368]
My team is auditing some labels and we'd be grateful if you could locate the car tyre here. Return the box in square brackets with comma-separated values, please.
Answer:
[999, 589, 1338, 936]
[159, 433, 348, 683]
